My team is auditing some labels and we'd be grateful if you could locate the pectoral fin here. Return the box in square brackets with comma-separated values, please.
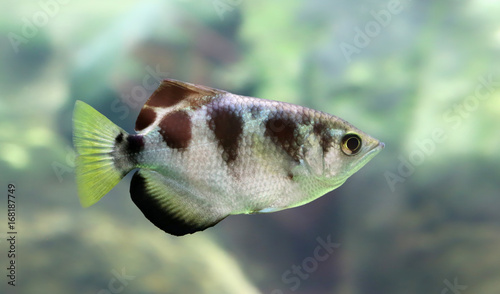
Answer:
[130, 170, 228, 236]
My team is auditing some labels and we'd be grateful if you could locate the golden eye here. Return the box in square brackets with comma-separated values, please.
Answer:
[341, 134, 362, 155]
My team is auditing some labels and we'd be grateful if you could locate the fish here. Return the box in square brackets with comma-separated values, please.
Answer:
[73, 79, 384, 236]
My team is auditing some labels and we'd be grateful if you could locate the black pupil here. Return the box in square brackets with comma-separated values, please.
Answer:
[346, 137, 359, 151]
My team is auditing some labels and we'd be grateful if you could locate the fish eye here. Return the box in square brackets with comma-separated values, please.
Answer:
[341, 133, 362, 155]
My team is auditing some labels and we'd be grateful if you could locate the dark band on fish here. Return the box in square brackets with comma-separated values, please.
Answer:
[208, 107, 243, 164]
[135, 107, 157, 131]
[264, 116, 303, 163]
[313, 122, 334, 154]
[159, 111, 192, 149]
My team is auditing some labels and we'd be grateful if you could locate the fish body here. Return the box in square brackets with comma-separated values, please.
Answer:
[73, 79, 384, 236]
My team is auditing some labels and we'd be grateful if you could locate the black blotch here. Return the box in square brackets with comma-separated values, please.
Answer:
[159, 111, 192, 149]
[208, 107, 244, 164]
[115, 132, 124, 143]
[130, 172, 225, 236]
[287, 172, 294, 180]
[119, 135, 144, 166]
[265, 117, 303, 162]
[313, 122, 334, 154]
[126, 135, 144, 154]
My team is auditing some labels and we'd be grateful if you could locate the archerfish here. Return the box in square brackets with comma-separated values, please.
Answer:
[73, 79, 384, 236]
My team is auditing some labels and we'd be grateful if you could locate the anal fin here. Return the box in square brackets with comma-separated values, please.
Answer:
[130, 170, 228, 236]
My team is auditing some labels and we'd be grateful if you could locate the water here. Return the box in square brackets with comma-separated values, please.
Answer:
[1, 1, 499, 293]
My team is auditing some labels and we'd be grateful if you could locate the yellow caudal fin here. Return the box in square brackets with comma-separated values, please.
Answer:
[73, 100, 127, 207]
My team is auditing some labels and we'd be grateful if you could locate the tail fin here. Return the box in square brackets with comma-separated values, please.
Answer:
[73, 100, 128, 207]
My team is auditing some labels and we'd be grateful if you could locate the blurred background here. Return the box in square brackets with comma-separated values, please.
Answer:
[1, 0, 499, 293]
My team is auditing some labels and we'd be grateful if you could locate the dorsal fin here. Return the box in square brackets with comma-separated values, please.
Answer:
[135, 79, 225, 132]
[144, 79, 222, 108]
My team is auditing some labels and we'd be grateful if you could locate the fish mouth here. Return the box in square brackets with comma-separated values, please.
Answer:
[364, 141, 385, 159]
[347, 140, 384, 176]
[364, 140, 384, 159]
[327, 141, 384, 187]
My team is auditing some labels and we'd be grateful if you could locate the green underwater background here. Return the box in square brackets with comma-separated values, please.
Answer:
[1, 0, 500, 293]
